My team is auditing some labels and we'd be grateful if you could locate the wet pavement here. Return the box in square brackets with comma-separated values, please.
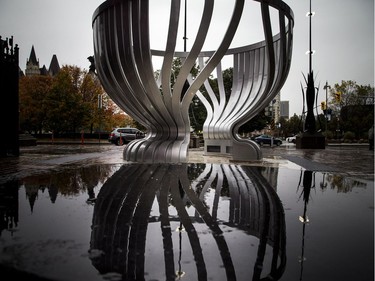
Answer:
[191, 144, 375, 181]
[0, 143, 374, 280]
[0, 143, 374, 182]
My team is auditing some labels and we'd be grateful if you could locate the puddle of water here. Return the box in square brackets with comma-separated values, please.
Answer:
[0, 163, 373, 281]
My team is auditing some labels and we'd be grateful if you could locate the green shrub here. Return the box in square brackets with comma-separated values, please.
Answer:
[343, 131, 355, 141]
[323, 130, 334, 139]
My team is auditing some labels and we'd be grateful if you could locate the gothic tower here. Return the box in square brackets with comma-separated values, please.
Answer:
[48, 54, 60, 76]
[25, 45, 40, 76]
[25, 46, 60, 76]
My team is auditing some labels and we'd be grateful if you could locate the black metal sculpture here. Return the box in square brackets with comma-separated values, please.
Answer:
[304, 72, 316, 133]
[296, 0, 325, 149]
[87, 55, 96, 75]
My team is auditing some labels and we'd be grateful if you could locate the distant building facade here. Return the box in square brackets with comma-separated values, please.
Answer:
[273, 93, 281, 122]
[280, 101, 289, 120]
[25, 45, 60, 77]
[265, 92, 281, 123]
[265, 95, 290, 122]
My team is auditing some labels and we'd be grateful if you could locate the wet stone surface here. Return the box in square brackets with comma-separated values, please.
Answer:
[0, 144, 374, 280]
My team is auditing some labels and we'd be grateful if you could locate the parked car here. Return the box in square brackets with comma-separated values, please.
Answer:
[286, 135, 297, 144]
[108, 127, 145, 145]
[250, 134, 261, 141]
[254, 135, 282, 146]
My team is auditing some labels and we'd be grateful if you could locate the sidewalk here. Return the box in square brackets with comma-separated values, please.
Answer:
[188, 145, 374, 181]
[35, 138, 111, 145]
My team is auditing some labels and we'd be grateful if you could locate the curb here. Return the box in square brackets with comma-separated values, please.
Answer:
[36, 140, 111, 146]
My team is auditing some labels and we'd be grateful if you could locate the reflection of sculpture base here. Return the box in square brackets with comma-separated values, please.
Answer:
[89, 163, 286, 280]
[296, 132, 326, 149]
[204, 139, 262, 160]
[123, 137, 190, 163]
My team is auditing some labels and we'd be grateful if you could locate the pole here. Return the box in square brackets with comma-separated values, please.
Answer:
[271, 106, 274, 147]
[308, 0, 312, 74]
[323, 81, 331, 134]
[325, 81, 328, 133]
[98, 94, 102, 144]
[183, 0, 187, 52]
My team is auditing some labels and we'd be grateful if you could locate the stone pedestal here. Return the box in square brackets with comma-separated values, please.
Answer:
[204, 139, 233, 155]
[296, 132, 326, 149]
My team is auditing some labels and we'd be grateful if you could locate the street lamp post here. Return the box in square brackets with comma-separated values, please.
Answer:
[183, 0, 187, 52]
[323, 81, 331, 134]
[98, 94, 103, 144]
[271, 106, 274, 147]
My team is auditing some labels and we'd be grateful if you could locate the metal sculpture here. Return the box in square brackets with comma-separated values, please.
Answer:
[90, 163, 286, 280]
[92, 0, 294, 163]
[196, 20, 294, 160]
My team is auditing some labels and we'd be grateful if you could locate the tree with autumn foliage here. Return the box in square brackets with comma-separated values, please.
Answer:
[328, 80, 374, 112]
[43, 66, 92, 134]
[19, 65, 134, 135]
[327, 80, 374, 139]
[19, 75, 53, 134]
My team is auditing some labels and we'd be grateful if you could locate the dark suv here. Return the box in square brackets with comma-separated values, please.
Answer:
[108, 127, 145, 146]
[254, 135, 282, 146]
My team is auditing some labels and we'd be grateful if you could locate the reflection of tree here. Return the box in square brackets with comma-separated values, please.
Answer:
[90, 163, 286, 280]
[21, 165, 117, 210]
[326, 174, 367, 193]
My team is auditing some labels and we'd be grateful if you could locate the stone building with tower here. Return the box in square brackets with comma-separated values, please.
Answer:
[25, 45, 60, 77]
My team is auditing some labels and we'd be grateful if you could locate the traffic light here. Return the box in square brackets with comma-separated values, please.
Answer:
[335, 91, 342, 102]
[320, 101, 326, 110]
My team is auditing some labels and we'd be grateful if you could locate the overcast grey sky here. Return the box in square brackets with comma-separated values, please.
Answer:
[0, 0, 373, 117]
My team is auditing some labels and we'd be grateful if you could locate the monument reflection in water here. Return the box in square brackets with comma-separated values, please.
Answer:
[0, 162, 373, 280]
[89, 164, 286, 281]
